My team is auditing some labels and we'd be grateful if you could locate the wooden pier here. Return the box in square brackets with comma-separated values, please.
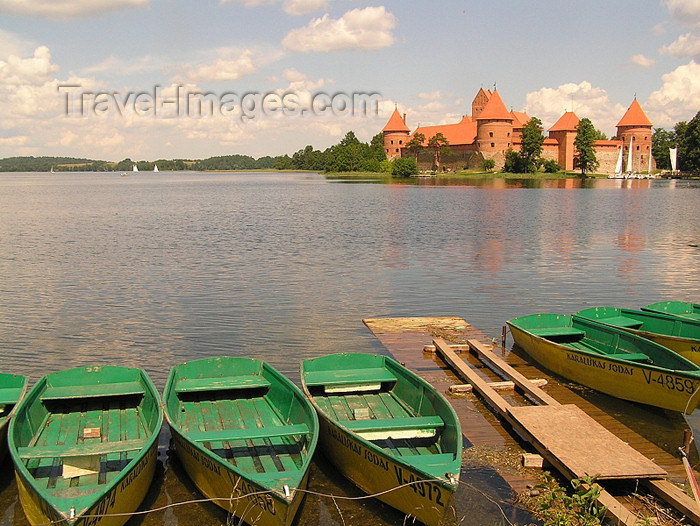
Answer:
[363, 316, 700, 525]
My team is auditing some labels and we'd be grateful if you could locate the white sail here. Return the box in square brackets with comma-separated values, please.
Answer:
[133, 164, 139, 172]
[153, 164, 159, 172]
[615, 148, 623, 175]
[648, 151, 652, 174]
[626, 136, 634, 173]
[670, 147, 678, 172]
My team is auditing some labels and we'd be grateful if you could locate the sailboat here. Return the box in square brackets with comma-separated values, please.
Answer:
[132, 164, 139, 172]
[608, 148, 624, 179]
[625, 136, 636, 178]
[670, 147, 678, 174]
[153, 164, 159, 172]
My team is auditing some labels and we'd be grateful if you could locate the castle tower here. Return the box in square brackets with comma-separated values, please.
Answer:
[616, 98, 653, 172]
[475, 90, 513, 168]
[471, 87, 492, 119]
[382, 107, 411, 160]
[549, 111, 580, 171]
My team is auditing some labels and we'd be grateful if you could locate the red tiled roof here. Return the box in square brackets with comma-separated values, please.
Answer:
[383, 108, 410, 132]
[476, 90, 513, 120]
[511, 111, 530, 127]
[549, 111, 579, 132]
[412, 115, 477, 146]
[617, 99, 652, 127]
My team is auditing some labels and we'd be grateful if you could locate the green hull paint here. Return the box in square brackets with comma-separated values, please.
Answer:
[577, 306, 700, 364]
[8, 366, 162, 526]
[163, 356, 318, 526]
[507, 313, 700, 413]
[300, 353, 462, 526]
[643, 301, 700, 322]
[0, 373, 29, 465]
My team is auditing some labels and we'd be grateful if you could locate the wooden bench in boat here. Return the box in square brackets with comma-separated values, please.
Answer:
[604, 352, 650, 363]
[17, 437, 150, 459]
[405, 452, 456, 471]
[0, 387, 24, 406]
[175, 375, 271, 394]
[529, 328, 586, 338]
[603, 316, 644, 329]
[188, 423, 309, 443]
[343, 415, 444, 439]
[40, 381, 145, 401]
[304, 368, 397, 392]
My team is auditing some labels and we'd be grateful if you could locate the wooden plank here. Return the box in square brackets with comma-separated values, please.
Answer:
[507, 405, 666, 480]
[467, 339, 561, 407]
[449, 379, 548, 393]
[643, 479, 700, 525]
[596, 487, 639, 526]
[18, 438, 149, 458]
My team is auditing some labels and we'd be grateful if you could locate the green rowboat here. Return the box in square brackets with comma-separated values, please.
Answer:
[300, 353, 462, 526]
[507, 313, 700, 413]
[163, 357, 318, 526]
[576, 306, 700, 365]
[8, 366, 163, 526]
[0, 373, 28, 464]
[642, 301, 700, 322]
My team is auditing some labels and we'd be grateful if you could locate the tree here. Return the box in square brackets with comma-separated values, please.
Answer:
[593, 128, 608, 140]
[427, 132, 451, 169]
[405, 132, 426, 161]
[392, 157, 418, 177]
[482, 159, 495, 171]
[677, 111, 700, 172]
[542, 159, 560, 173]
[651, 127, 675, 170]
[520, 117, 545, 173]
[503, 149, 526, 173]
[574, 118, 599, 176]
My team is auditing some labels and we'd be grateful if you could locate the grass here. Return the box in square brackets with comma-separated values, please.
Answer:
[323, 169, 611, 180]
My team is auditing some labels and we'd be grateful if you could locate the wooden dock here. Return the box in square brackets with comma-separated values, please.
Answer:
[363, 316, 700, 525]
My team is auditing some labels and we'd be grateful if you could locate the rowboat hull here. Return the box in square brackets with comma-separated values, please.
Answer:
[15, 442, 157, 526]
[643, 301, 700, 322]
[507, 316, 700, 413]
[0, 373, 28, 465]
[301, 353, 461, 526]
[170, 429, 307, 526]
[576, 306, 700, 365]
[163, 357, 318, 526]
[8, 366, 163, 526]
[316, 415, 456, 526]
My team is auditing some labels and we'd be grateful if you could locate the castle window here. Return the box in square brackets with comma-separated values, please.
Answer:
[489, 132, 493, 137]
[391, 140, 394, 145]
[399, 140, 403, 145]
[396, 149, 399, 153]
[636, 145, 640, 151]
[491, 143, 495, 148]
[507, 132, 511, 137]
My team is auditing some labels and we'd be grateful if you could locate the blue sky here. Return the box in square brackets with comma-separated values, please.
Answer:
[1, 0, 699, 161]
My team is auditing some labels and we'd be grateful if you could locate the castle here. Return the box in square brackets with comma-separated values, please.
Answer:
[382, 88, 654, 174]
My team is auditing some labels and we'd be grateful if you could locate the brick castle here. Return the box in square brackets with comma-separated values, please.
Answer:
[382, 88, 654, 174]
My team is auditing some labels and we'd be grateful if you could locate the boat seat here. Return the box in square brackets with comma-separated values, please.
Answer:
[0, 387, 24, 406]
[175, 375, 271, 394]
[605, 352, 650, 363]
[603, 316, 644, 329]
[343, 415, 443, 433]
[40, 381, 145, 401]
[17, 437, 150, 459]
[304, 368, 396, 389]
[403, 452, 456, 471]
[528, 328, 585, 338]
[189, 423, 309, 443]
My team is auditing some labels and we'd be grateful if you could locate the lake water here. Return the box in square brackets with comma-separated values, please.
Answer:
[1, 172, 699, 525]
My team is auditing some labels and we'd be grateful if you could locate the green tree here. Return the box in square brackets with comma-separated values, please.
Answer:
[651, 127, 675, 170]
[677, 111, 700, 172]
[392, 157, 418, 177]
[427, 132, 451, 169]
[542, 159, 560, 173]
[520, 117, 545, 173]
[405, 132, 426, 162]
[503, 149, 526, 173]
[593, 128, 608, 140]
[574, 118, 599, 176]
[369, 132, 387, 162]
[482, 158, 495, 171]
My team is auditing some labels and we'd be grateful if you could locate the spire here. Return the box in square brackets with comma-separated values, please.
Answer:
[476, 90, 513, 120]
[549, 111, 580, 132]
[382, 107, 410, 132]
[617, 98, 652, 127]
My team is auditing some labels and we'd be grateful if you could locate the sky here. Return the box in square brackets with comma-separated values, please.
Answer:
[0, 0, 699, 161]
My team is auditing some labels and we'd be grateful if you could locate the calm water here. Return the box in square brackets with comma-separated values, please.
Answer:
[1, 172, 699, 525]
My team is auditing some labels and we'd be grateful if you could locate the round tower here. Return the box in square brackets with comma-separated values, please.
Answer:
[616, 98, 653, 173]
[382, 107, 410, 161]
[475, 90, 514, 168]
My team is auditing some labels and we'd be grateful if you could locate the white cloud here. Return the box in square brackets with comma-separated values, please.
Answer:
[418, 91, 445, 100]
[84, 55, 159, 75]
[0, 0, 149, 18]
[660, 32, 700, 60]
[630, 54, 655, 68]
[0, 135, 28, 146]
[645, 60, 700, 127]
[663, 0, 700, 28]
[0, 29, 34, 57]
[171, 49, 257, 83]
[282, 6, 396, 52]
[0, 46, 59, 86]
[523, 81, 626, 136]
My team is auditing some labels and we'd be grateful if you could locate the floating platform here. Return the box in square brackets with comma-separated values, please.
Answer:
[363, 316, 700, 525]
